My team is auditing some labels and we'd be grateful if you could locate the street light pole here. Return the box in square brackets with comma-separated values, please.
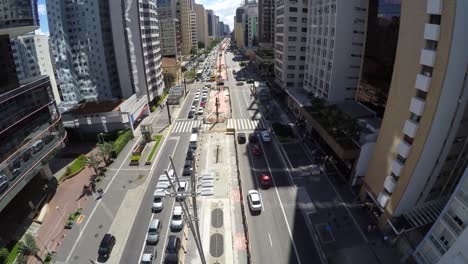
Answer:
[166, 103, 172, 124]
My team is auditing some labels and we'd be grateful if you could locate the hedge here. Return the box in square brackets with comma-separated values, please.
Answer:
[5, 242, 19, 264]
[147, 135, 163, 162]
[111, 130, 132, 158]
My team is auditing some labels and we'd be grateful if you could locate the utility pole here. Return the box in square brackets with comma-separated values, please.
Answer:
[166, 102, 172, 124]
[215, 97, 219, 121]
[183, 74, 187, 97]
[167, 156, 207, 264]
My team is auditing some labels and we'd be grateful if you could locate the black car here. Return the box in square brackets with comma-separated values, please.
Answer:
[182, 160, 193, 176]
[191, 127, 199, 134]
[248, 133, 257, 143]
[188, 111, 194, 118]
[247, 79, 254, 84]
[98, 234, 116, 260]
[186, 149, 195, 160]
[237, 133, 246, 144]
[164, 235, 181, 264]
[217, 81, 224, 86]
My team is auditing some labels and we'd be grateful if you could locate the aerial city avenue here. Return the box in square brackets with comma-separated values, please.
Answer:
[0, 0, 467, 264]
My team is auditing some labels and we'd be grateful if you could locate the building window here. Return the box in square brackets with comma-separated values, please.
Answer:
[287, 56, 296, 61]
[289, 7, 298, 12]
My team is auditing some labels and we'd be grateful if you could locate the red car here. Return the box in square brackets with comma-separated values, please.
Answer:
[252, 144, 262, 156]
[260, 174, 272, 189]
[200, 101, 207, 107]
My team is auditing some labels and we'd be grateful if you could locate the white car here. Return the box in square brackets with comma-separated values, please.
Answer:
[171, 206, 184, 230]
[191, 105, 196, 111]
[197, 107, 204, 115]
[152, 190, 165, 211]
[261, 131, 271, 142]
[140, 253, 153, 264]
[194, 95, 200, 101]
[248, 190, 262, 212]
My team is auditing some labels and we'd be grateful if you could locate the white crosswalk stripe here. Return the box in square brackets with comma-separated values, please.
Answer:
[227, 118, 265, 131]
[172, 120, 203, 133]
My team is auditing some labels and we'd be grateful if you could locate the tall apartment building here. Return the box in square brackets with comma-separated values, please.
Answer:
[358, 0, 401, 110]
[218, 21, 225, 37]
[273, 0, 308, 90]
[303, 0, 368, 103]
[48, 0, 164, 108]
[214, 15, 220, 39]
[207, 10, 215, 40]
[190, 10, 198, 52]
[413, 167, 468, 264]
[194, 3, 208, 47]
[258, 0, 274, 48]
[235, 7, 245, 48]
[178, 0, 194, 55]
[10, 34, 61, 105]
[244, 2, 258, 48]
[157, 0, 182, 58]
[361, 0, 468, 242]
[0, 0, 65, 212]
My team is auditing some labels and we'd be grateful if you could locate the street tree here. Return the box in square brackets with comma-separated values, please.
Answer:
[86, 154, 101, 177]
[18, 233, 43, 263]
[97, 142, 113, 166]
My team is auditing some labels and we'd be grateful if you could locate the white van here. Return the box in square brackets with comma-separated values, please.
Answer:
[146, 219, 161, 244]
[189, 134, 198, 149]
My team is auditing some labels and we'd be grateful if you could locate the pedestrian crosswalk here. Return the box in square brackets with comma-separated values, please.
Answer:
[172, 120, 210, 133]
[227, 118, 265, 131]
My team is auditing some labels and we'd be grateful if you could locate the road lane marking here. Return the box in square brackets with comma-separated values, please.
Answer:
[270, 137, 296, 189]
[268, 233, 273, 247]
[138, 137, 181, 263]
[259, 139, 302, 264]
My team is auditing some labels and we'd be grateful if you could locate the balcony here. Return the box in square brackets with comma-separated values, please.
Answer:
[415, 74, 432, 92]
[397, 140, 412, 159]
[424, 23, 440, 41]
[391, 159, 404, 177]
[442, 214, 463, 236]
[427, 0, 442, 15]
[384, 176, 397, 194]
[403, 119, 419, 138]
[377, 191, 390, 208]
[420, 49, 437, 67]
[410, 97, 426, 116]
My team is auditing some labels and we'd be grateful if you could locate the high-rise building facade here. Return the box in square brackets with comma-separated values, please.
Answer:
[178, 0, 194, 55]
[47, 0, 120, 108]
[244, 2, 258, 48]
[157, 0, 182, 58]
[48, 0, 164, 107]
[190, 10, 198, 52]
[194, 3, 208, 47]
[0, 0, 66, 212]
[214, 15, 219, 39]
[235, 7, 245, 48]
[303, 0, 368, 103]
[218, 21, 225, 37]
[358, 0, 401, 110]
[274, 0, 308, 90]
[361, 0, 468, 238]
[207, 10, 215, 39]
[258, 0, 274, 48]
[10, 34, 61, 105]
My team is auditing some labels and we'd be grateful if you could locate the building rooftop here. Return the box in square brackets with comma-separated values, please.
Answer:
[336, 101, 376, 119]
[162, 57, 178, 67]
[285, 87, 312, 108]
[65, 101, 123, 115]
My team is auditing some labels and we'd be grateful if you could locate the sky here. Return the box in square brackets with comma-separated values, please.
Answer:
[36, 0, 237, 36]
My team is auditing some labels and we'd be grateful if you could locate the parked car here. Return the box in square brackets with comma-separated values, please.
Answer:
[146, 219, 162, 245]
[247, 79, 254, 84]
[236, 82, 244, 86]
[182, 160, 193, 176]
[0, 179, 9, 195]
[248, 190, 262, 212]
[261, 131, 271, 142]
[188, 111, 195, 119]
[140, 253, 154, 264]
[186, 149, 195, 160]
[200, 101, 207, 107]
[237, 133, 246, 144]
[164, 235, 181, 264]
[252, 144, 262, 156]
[260, 174, 272, 189]
[197, 107, 204, 115]
[98, 234, 116, 260]
[171, 206, 184, 230]
[152, 190, 165, 212]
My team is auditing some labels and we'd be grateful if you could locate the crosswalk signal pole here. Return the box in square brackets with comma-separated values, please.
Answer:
[166, 103, 172, 124]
